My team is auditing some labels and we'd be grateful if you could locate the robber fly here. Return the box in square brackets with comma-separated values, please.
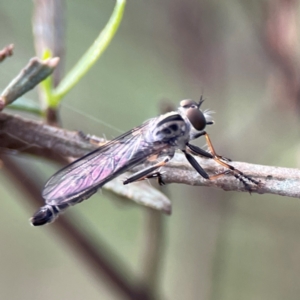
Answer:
[31, 98, 259, 226]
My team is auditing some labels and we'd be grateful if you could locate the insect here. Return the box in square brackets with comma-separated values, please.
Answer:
[30, 98, 259, 226]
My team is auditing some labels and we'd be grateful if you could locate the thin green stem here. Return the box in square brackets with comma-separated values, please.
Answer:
[7, 98, 44, 116]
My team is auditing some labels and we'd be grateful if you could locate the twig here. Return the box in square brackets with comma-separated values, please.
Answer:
[32, 0, 65, 126]
[0, 112, 101, 157]
[32, 0, 65, 87]
[1, 111, 299, 199]
[160, 154, 300, 198]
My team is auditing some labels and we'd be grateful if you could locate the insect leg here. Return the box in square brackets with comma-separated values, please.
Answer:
[186, 143, 213, 158]
[182, 150, 209, 179]
[141, 171, 166, 186]
[190, 132, 231, 161]
[184, 145, 253, 188]
[187, 143, 231, 162]
[123, 156, 171, 185]
[203, 132, 260, 187]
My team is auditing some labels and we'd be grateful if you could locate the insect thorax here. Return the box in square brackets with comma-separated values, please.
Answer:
[146, 112, 190, 149]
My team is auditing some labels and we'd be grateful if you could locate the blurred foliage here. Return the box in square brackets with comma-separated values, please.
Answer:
[1, 0, 300, 300]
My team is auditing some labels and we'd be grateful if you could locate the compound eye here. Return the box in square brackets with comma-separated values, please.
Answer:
[186, 108, 206, 131]
[180, 99, 198, 108]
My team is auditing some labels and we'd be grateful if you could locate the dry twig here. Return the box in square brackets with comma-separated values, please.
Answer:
[1, 112, 299, 200]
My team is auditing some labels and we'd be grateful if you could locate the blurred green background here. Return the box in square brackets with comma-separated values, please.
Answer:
[1, 1, 300, 299]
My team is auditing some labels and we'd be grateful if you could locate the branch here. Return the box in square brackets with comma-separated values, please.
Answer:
[160, 154, 299, 198]
[0, 111, 101, 157]
[1, 112, 299, 199]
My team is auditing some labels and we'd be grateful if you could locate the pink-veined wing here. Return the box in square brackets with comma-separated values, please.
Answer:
[43, 120, 169, 206]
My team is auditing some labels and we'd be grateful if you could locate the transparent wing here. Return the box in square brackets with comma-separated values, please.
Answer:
[43, 120, 169, 206]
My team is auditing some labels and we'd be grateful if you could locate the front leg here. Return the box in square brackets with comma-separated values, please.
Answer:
[187, 141, 230, 162]
[190, 133, 260, 189]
